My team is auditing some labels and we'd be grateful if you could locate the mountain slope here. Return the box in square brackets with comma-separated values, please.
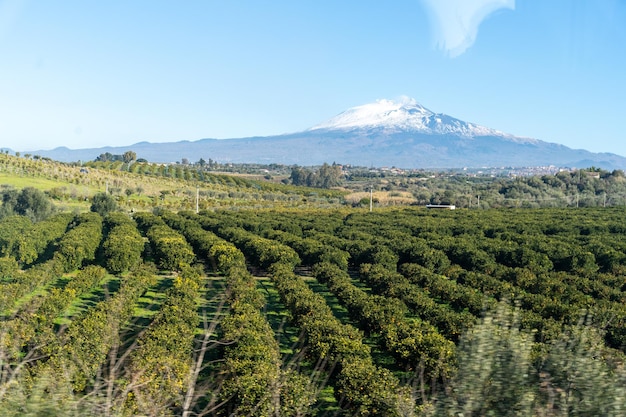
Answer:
[310, 97, 520, 139]
[29, 98, 626, 169]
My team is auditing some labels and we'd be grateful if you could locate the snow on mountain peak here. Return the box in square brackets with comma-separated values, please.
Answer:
[310, 97, 433, 131]
[308, 96, 531, 141]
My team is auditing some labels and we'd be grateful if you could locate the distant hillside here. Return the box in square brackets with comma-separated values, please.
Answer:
[0, 154, 345, 213]
[6, 151, 626, 213]
[28, 98, 626, 169]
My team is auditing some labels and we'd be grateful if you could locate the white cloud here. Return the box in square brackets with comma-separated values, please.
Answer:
[420, 0, 515, 57]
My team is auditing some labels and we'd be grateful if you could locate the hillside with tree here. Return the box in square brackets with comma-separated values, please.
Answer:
[2, 153, 626, 415]
[4, 152, 626, 213]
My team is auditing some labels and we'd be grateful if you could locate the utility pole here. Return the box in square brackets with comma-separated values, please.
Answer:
[369, 187, 373, 212]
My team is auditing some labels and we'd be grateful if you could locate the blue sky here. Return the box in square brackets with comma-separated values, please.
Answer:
[1, 0, 625, 157]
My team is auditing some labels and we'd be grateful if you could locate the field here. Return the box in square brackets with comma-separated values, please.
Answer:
[0, 154, 347, 213]
[2, 154, 626, 416]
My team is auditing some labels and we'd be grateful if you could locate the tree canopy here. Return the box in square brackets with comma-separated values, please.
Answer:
[0, 187, 54, 222]
[290, 162, 343, 188]
[90, 192, 118, 216]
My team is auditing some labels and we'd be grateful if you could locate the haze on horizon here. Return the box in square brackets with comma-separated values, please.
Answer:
[0, 1, 624, 157]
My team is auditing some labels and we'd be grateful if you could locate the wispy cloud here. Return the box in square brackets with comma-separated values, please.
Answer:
[420, 0, 515, 57]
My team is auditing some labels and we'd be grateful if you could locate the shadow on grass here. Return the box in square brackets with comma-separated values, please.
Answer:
[257, 274, 348, 417]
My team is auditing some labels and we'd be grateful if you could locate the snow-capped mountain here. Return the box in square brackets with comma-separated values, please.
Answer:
[310, 97, 536, 144]
[29, 97, 626, 169]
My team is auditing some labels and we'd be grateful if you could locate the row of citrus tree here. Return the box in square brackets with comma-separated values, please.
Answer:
[3, 205, 626, 415]
[192, 206, 626, 414]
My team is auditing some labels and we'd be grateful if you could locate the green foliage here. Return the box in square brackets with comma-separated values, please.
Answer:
[0, 266, 109, 363]
[15, 187, 55, 221]
[159, 211, 246, 273]
[5, 203, 626, 415]
[399, 263, 486, 316]
[314, 262, 455, 381]
[53, 212, 103, 272]
[90, 192, 118, 216]
[436, 302, 536, 416]
[536, 320, 626, 416]
[40, 263, 156, 392]
[435, 302, 626, 417]
[262, 228, 350, 270]
[0, 215, 32, 256]
[336, 356, 416, 417]
[363, 243, 400, 270]
[268, 262, 414, 416]
[14, 212, 73, 265]
[0, 260, 60, 314]
[220, 302, 283, 416]
[0, 187, 55, 222]
[160, 210, 316, 415]
[0, 374, 79, 417]
[221, 258, 314, 416]
[0, 256, 18, 279]
[127, 265, 200, 414]
[290, 162, 343, 188]
[102, 214, 143, 274]
[122, 150, 137, 163]
[134, 212, 195, 271]
[146, 224, 195, 271]
[219, 226, 300, 269]
[209, 241, 246, 272]
[94, 150, 137, 163]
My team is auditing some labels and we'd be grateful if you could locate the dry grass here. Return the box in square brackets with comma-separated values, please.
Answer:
[344, 190, 416, 206]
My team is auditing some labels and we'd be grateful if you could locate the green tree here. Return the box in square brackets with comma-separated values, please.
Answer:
[435, 302, 626, 417]
[0, 189, 19, 218]
[95, 152, 115, 162]
[318, 162, 343, 188]
[537, 321, 626, 416]
[90, 192, 117, 216]
[436, 302, 536, 417]
[290, 163, 343, 188]
[102, 223, 144, 274]
[3, 187, 55, 222]
[122, 150, 137, 163]
[290, 166, 309, 186]
[0, 215, 32, 255]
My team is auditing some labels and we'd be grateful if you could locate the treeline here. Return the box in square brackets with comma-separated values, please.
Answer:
[0, 153, 344, 213]
[290, 162, 344, 188]
[95, 150, 138, 163]
[9, 148, 626, 211]
[370, 167, 626, 208]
